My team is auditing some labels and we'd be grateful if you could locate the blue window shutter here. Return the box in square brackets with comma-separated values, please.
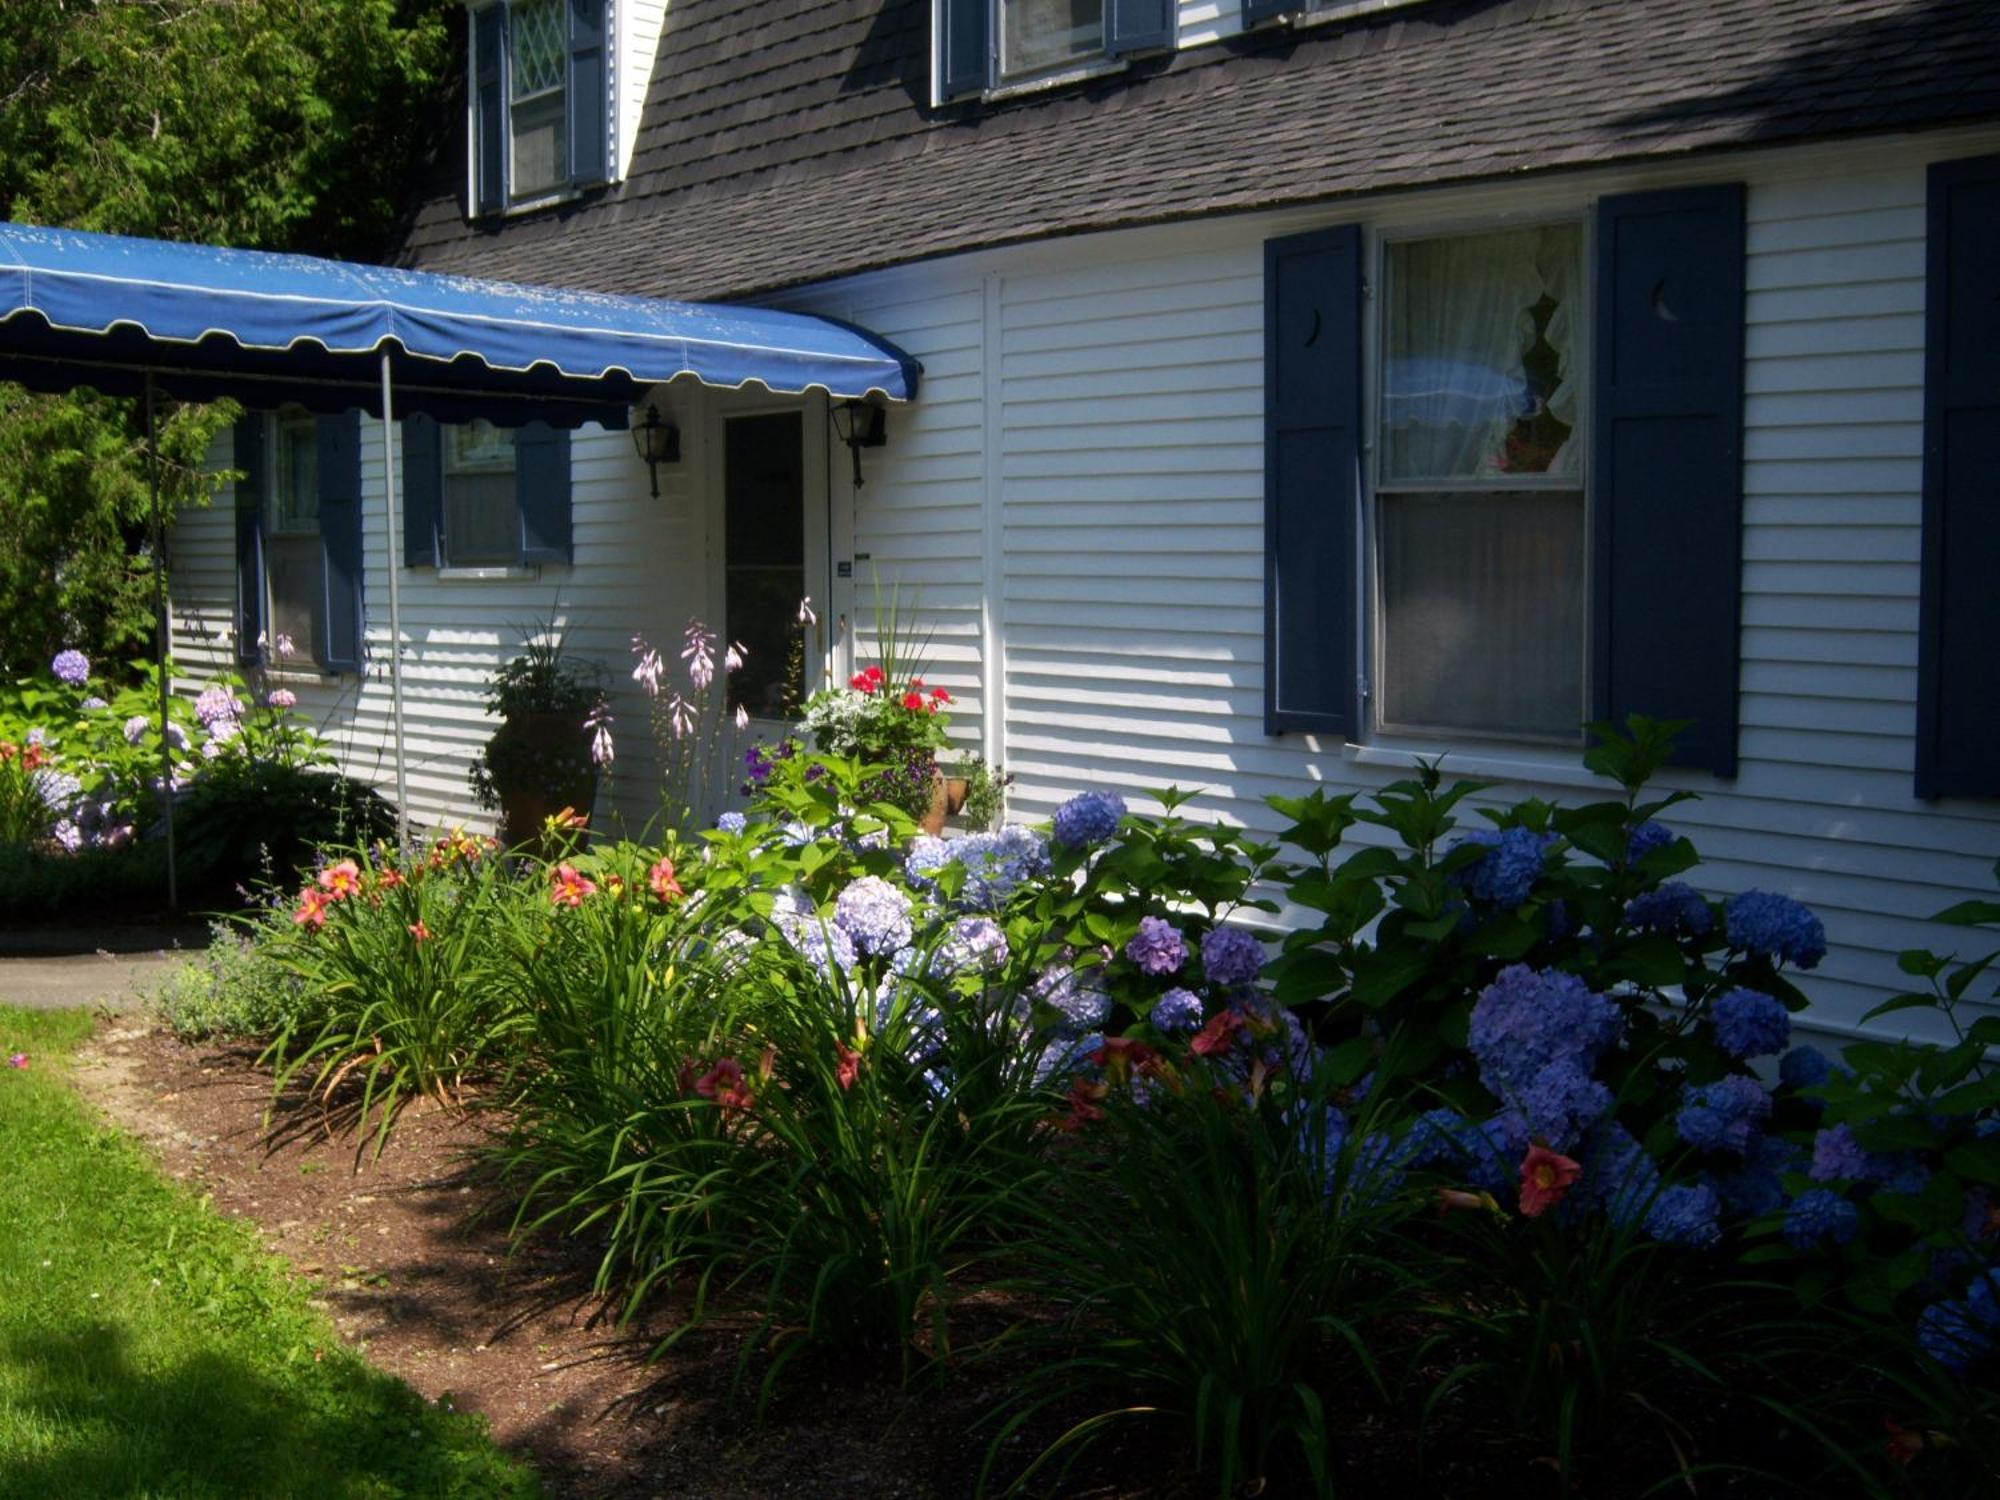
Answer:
[1264, 224, 1362, 738]
[1591, 185, 1745, 776]
[567, 0, 610, 186]
[516, 422, 573, 564]
[315, 412, 365, 674]
[232, 417, 266, 666]
[937, 0, 989, 100]
[473, 5, 505, 212]
[1107, 0, 1174, 55]
[1242, 0, 1291, 28]
[1917, 153, 2000, 799]
[402, 414, 442, 567]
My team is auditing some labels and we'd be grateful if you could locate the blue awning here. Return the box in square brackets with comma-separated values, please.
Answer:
[0, 223, 919, 426]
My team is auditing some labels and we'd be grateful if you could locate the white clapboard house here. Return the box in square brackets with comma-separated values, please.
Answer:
[166, 0, 2000, 1036]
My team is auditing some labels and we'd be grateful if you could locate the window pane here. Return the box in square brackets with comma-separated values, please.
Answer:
[1382, 224, 1581, 482]
[724, 413, 806, 718]
[1377, 491, 1585, 740]
[1002, 0, 1104, 75]
[443, 422, 520, 566]
[509, 0, 565, 98]
[510, 93, 566, 197]
[273, 413, 318, 533]
[266, 535, 321, 664]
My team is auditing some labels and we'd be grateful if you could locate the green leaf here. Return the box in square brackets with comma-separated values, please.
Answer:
[1271, 950, 1350, 1007]
[1862, 990, 1945, 1023]
[1351, 945, 1433, 1009]
[1600, 935, 1686, 989]
[1944, 1140, 2000, 1186]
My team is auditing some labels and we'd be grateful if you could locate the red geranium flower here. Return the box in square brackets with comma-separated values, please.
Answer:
[1517, 1143, 1583, 1218]
[902, 691, 925, 711]
[850, 671, 876, 693]
[930, 686, 951, 703]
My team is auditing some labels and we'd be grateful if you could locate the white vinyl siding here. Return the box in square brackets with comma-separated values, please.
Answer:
[616, 0, 665, 180]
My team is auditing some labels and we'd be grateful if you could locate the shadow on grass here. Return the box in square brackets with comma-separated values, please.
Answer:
[0, 1321, 534, 1500]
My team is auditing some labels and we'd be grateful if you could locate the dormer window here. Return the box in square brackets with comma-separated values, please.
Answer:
[937, 0, 1171, 101]
[1002, 0, 1104, 77]
[470, 0, 610, 215]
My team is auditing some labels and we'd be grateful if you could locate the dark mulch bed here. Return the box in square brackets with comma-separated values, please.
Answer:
[71, 1023, 1832, 1499]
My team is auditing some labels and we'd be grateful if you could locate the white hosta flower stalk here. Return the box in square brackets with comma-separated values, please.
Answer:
[631, 635, 665, 697]
[667, 693, 695, 739]
[797, 595, 816, 626]
[682, 620, 716, 691]
[734, 702, 749, 730]
[725, 640, 746, 673]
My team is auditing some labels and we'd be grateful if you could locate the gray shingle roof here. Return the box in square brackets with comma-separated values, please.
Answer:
[397, 0, 2000, 300]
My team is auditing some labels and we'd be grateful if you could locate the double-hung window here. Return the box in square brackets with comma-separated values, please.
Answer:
[441, 421, 523, 567]
[1264, 188, 1747, 775]
[1001, 0, 1104, 77]
[1373, 222, 1586, 743]
[265, 409, 326, 665]
[471, 0, 610, 214]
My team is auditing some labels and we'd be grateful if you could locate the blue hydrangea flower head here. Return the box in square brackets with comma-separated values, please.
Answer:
[1404, 1108, 1477, 1170]
[1052, 790, 1125, 849]
[1468, 964, 1623, 1100]
[1151, 987, 1204, 1033]
[1917, 1297, 1996, 1374]
[1646, 1182, 1723, 1249]
[716, 810, 747, 834]
[1125, 916, 1188, 977]
[1710, 1133, 1802, 1218]
[1031, 963, 1112, 1035]
[1779, 1045, 1831, 1091]
[1726, 890, 1827, 969]
[1622, 881, 1714, 937]
[941, 916, 1010, 973]
[1519, 1059, 1614, 1151]
[49, 649, 89, 686]
[1201, 927, 1266, 990]
[79, 695, 106, 711]
[1711, 988, 1790, 1059]
[1626, 820, 1674, 862]
[1783, 1188, 1859, 1248]
[1450, 826, 1556, 909]
[1676, 1074, 1773, 1156]
[1568, 1120, 1661, 1228]
[833, 876, 914, 956]
[122, 714, 150, 746]
[1809, 1123, 1880, 1183]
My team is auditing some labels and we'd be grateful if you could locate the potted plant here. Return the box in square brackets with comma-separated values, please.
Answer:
[468, 618, 608, 853]
[799, 660, 958, 830]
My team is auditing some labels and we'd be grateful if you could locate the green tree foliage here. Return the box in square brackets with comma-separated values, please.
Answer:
[0, 0, 454, 677]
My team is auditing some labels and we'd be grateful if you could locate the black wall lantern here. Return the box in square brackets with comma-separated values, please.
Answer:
[630, 404, 681, 497]
[830, 398, 887, 488]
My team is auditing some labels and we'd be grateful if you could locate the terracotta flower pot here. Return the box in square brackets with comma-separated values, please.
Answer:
[921, 772, 971, 835]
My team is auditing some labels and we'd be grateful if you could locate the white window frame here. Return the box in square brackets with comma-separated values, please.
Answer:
[1361, 213, 1595, 751]
[466, 0, 618, 215]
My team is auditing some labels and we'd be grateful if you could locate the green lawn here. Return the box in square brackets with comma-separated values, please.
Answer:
[0, 1007, 540, 1500]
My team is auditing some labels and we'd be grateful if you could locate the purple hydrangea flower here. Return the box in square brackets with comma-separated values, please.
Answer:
[1783, 1188, 1859, 1248]
[834, 876, 914, 957]
[1711, 988, 1790, 1059]
[905, 826, 1051, 911]
[716, 811, 747, 834]
[1468, 964, 1624, 1101]
[940, 915, 1010, 973]
[1710, 1133, 1803, 1218]
[80, 695, 107, 711]
[1201, 927, 1265, 990]
[1152, 987, 1204, 1033]
[1809, 1123, 1880, 1183]
[266, 688, 297, 709]
[1676, 1074, 1772, 1156]
[1125, 916, 1187, 977]
[1450, 826, 1556, 909]
[49, 649, 89, 686]
[1518, 1059, 1614, 1151]
[1052, 790, 1125, 849]
[1622, 882, 1714, 937]
[122, 715, 151, 746]
[1571, 1120, 1662, 1229]
[1626, 821, 1674, 862]
[1031, 963, 1111, 1035]
[1726, 890, 1827, 970]
[194, 683, 241, 727]
[1645, 1182, 1723, 1249]
[1779, 1045, 1831, 1091]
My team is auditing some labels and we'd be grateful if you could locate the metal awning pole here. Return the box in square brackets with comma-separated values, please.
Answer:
[145, 374, 177, 910]
[378, 352, 411, 850]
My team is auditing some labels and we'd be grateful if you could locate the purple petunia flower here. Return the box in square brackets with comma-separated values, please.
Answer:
[1152, 987, 1204, 1033]
[50, 649, 89, 686]
[1125, 916, 1187, 977]
[1052, 790, 1125, 849]
[1201, 927, 1266, 990]
[1726, 890, 1827, 970]
[1711, 988, 1790, 1059]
